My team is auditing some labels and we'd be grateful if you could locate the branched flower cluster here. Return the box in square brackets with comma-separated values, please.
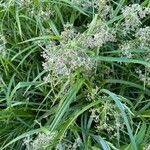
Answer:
[135, 26, 150, 48]
[97, 0, 113, 20]
[42, 24, 94, 80]
[29, 8, 53, 21]
[60, 136, 81, 150]
[23, 132, 57, 150]
[81, 24, 116, 48]
[90, 101, 124, 138]
[118, 26, 150, 62]
[122, 4, 150, 31]
[66, 137, 81, 150]
[71, 0, 113, 20]
[42, 22, 117, 80]
[119, 42, 134, 58]
[61, 23, 77, 44]
[86, 86, 99, 101]
[42, 45, 93, 79]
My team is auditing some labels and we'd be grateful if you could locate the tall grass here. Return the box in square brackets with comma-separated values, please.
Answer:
[0, 0, 150, 150]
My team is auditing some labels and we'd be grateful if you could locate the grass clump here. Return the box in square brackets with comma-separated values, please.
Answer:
[0, 0, 150, 150]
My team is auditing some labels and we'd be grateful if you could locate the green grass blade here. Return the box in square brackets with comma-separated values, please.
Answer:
[100, 89, 137, 150]
[94, 56, 150, 68]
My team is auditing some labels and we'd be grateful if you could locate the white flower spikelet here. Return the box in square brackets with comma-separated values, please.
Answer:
[72, 0, 97, 9]
[0, 35, 6, 57]
[29, 8, 53, 21]
[18, 0, 32, 7]
[61, 23, 77, 43]
[119, 42, 133, 58]
[136, 68, 150, 86]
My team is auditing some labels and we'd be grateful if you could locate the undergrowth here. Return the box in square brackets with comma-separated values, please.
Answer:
[0, 0, 150, 150]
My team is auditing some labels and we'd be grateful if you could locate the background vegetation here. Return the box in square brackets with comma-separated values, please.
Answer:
[0, 0, 150, 149]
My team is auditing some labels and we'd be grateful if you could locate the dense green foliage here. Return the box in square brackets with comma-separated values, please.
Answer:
[0, 0, 150, 149]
